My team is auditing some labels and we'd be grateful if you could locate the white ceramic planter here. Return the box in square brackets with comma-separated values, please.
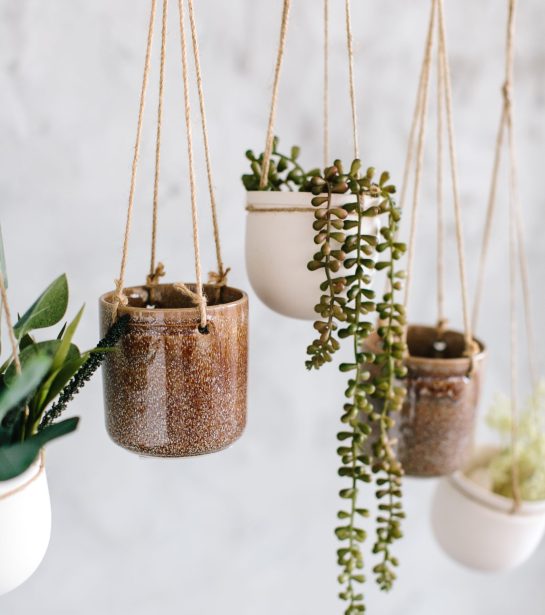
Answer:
[245, 191, 379, 320]
[0, 452, 51, 595]
[431, 446, 545, 571]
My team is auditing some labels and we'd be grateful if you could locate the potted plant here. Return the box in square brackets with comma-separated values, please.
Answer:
[431, 382, 545, 571]
[243, 139, 380, 320]
[364, 326, 486, 477]
[0, 238, 127, 595]
[303, 160, 407, 613]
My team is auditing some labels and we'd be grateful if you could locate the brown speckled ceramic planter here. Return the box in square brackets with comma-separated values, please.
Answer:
[366, 325, 486, 477]
[99, 283, 248, 457]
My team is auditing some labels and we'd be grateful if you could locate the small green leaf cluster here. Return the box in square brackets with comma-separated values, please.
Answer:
[303, 161, 407, 613]
[485, 381, 545, 502]
[241, 137, 318, 191]
[0, 231, 128, 480]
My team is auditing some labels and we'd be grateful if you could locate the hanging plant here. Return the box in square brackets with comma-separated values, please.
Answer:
[432, 382, 545, 572]
[432, 0, 545, 574]
[243, 142, 379, 321]
[100, 0, 248, 458]
[303, 160, 408, 611]
[0, 229, 126, 596]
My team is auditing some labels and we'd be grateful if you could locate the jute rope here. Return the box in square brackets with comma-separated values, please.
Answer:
[0, 451, 45, 502]
[148, 0, 169, 291]
[176, 0, 207, 328]
[402, 0, 436, 315]
[114, 0, 158, 312]
[344, 0, 359, 159]
[323, 0, 330, 168]
[436, 34, 446, 334]
[187, 0, 227, 286]
[437, 0, 475, 356]
[259, 0, 292, 189]
[0, 272, 21, 375]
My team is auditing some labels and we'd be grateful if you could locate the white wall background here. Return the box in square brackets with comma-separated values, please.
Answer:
[1, 0, 545, 613]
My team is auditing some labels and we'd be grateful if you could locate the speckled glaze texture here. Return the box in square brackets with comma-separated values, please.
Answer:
[399, 326, 486, 477]
[99, 284, 248, 457]
[366, 325, 486, 477]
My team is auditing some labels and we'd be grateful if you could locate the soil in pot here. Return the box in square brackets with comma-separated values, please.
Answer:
[100, 283, 248, 458]
[365, 325, 486, 477]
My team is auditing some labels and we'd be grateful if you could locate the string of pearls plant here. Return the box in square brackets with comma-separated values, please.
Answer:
[304, 161, 407, 613]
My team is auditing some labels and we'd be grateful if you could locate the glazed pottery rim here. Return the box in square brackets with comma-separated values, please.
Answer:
[367, 324, 485, 369]
[100, 283, 248, 315]
[0, 450, 45, 498]
[246, 190, 378, 210]
[449, 445, 545, 518]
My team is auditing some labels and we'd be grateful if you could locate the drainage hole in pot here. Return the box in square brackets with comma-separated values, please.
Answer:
[433, 340, 447, 353]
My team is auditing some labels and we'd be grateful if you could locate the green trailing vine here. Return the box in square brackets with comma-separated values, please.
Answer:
[304, 161, 407, 613]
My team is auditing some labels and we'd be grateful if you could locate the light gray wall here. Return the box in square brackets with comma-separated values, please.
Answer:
[1, 0, 545, 613]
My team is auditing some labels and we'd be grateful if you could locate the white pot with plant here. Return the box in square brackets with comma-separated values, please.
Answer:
[431, 382, 545, 571]
[243, 139, 379, 320]
[0, 230, 127, 595]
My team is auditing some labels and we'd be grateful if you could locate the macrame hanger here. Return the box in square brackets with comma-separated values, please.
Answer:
[402, 0, 477, 365]
[174, 0, 207, 329]
[113, 0, 158, 315]
[259, 0, 292, 189]
[186, 0, 228, 287]
[436, 23, 446, 336]
[344, 0, 359, 159]
[147, 0, 169, 296]
[402, 0, 436, 319]
[323, 0, 329, 168]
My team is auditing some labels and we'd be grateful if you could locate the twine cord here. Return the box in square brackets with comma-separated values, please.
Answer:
[114, 0, 158, 311]
[149, 0, 169, 283]
[344, 0, 359, 159]
[187, 0, 227, 285]
[323, 0, 330, 167]
[259, 0, 292, 189]
[176, 0, 207, 328]
[0, 272, 21, 375]
[436, 32, 446, 333]
[437, 0, 475, 356]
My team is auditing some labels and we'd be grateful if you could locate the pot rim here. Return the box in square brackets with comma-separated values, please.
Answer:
[0, 450, 45, 500]
[245, 190, 376, 210]
[366, 324, 486, 370]
[100, 283, 248, 316]
[450, 445, 545, 517]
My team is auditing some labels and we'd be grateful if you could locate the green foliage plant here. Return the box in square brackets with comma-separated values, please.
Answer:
[304, 160, 408, 614]
[0, 233, 128, 481]
[485, 381, 545, 502]
[242, 137, 319, 191]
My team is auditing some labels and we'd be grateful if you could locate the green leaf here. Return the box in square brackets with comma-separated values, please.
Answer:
[52, 305, 84, 373]
[14, 274, 69, 340]
[0, 354, 53, 423]
[0, 417, 79, 481]
[4, 340, 79, 386]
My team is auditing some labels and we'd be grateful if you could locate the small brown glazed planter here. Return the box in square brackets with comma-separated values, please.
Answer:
[99, 283, 248, 457]
[366, 325, 486, 477]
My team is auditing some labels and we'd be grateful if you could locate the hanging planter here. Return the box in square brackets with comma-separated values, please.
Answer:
[431, 0, 545, 573]
[245, 187, 379, 321]
[100, 0, 248, 457]
[0, 228, 124, 594]
[0, 453, 50, 596]
[100, 283, 248, 456]
[365, 325, 486, 476]
[432, 443, 545, 571]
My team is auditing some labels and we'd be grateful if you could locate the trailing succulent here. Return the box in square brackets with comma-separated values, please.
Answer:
[304, 161, 408, 613]
[0, 234, 128, 480]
